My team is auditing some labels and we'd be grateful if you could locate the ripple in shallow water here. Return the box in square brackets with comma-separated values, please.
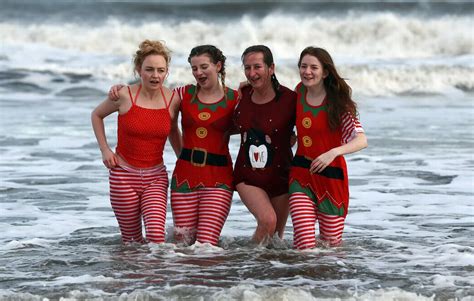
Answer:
[0, 70, 28, 80]
[369, 168, 457, 185]
[0, 81, 50, 94]
[56, 87, 105, 98]
[0, 137, 42, 147]
[9, 176, 94, 185]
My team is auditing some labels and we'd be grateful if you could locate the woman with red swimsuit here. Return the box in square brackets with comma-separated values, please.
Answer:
[109, 45, 236, 246]
[91, 40, 181, 244]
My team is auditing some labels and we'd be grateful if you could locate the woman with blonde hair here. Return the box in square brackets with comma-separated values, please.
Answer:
[91, 40, 181, 244]
[109, 44, 237, 246]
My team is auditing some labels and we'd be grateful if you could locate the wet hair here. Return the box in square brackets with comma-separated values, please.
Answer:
[133, 40, 171, 76]
[298, 46, 358, 130]
[241, 45, 281, 100]
[188, 44, 227, 101]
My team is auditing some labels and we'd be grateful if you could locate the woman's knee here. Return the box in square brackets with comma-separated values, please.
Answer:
[257, 211, 277, 233]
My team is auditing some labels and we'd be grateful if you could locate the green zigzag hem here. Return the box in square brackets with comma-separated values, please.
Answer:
[289, 180, 345, 216]
[171, 176, 232, 192]
[298, 84, 328, 116]
[188, 85, 235, 112]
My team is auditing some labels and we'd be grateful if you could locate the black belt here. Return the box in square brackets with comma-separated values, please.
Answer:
[179, 148, 228, 167]
[292, 155, 344, 180]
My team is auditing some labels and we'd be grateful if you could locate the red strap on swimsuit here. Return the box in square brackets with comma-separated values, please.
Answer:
[128, 84, 142, 105]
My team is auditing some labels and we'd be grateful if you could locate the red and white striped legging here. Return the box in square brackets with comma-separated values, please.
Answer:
[289, 192, 346, 249]
[171, 188, 233, 246]
[109, 165, 168, 244]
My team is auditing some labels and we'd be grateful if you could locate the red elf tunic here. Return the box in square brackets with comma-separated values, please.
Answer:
[171, 85, 238, 192]
[289, 83, 364, 217]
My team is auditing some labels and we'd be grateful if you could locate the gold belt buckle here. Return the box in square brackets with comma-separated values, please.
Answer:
[190, 147, 207, 167]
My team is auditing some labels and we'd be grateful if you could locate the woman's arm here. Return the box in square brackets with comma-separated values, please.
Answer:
[168, 92, 183, 157]
[91, 96, 122, 168]
[310, 132, 367, 174]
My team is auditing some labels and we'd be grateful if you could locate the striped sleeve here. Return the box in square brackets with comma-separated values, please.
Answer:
[341, 112, 364, 144]
[173, 85, 186, 101]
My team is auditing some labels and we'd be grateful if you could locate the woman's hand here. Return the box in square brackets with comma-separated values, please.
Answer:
[108, 84, 125, 101]
[310, 149, 338, 174]
[237, 81, 249, 101]
[101, 148, 119, 169]
[290, 132, 297, 147]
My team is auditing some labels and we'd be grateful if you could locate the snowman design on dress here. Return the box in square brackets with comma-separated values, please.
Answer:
[243, 128, 274, 169]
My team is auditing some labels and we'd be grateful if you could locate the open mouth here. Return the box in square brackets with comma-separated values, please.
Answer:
[198, 77, 207, 85]
[249, 77, 260, 85]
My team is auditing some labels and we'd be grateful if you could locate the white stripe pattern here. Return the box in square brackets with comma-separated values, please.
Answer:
[171, 188, 233, 246]
[341, 112, 364, 144]
[173, 86, 186, 103]
[109, 165, 168, 244]
[289, 192, 346, 249]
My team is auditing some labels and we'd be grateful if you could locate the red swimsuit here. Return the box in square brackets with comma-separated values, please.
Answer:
[110, 85, 174, 244]
[116, 85, 172, 167]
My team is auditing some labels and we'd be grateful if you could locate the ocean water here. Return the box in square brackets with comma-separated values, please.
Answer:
[0, 1, 473, 300]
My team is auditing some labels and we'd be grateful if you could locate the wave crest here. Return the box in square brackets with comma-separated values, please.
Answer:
[1, 12, 472, 59]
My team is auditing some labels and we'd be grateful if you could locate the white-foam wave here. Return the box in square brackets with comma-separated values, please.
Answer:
[20, 275, 117, 287]
[0, 286, 446, 301]
[1, 12, 472, 60]
[0, 12, 473, 96]
[2, 238, 55, 250]
[1, 59, 472, 97]
[211, 285, 438, 301]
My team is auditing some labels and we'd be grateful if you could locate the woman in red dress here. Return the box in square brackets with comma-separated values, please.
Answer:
[233, 45, 296, 245]
[109, 45, 236, 246]
[171, 45, 237, 246]
[289, 47, 368, 249]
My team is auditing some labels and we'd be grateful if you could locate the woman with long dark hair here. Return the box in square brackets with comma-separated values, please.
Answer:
[289, 46, 368, 249]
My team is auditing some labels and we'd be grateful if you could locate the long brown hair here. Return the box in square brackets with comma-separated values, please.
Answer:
[298, 46, 358, 130]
